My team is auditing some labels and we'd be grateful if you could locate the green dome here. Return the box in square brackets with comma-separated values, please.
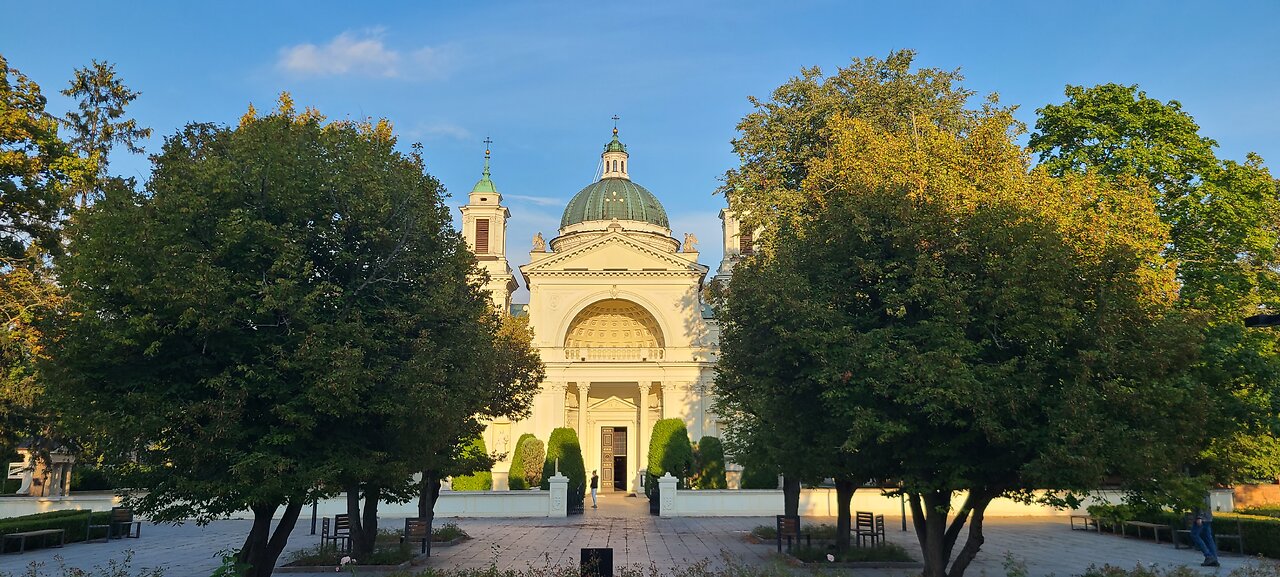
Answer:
[561, 178, 669, 229]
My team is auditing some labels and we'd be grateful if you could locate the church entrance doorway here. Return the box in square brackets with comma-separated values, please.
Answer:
[601, 426, 628, 491]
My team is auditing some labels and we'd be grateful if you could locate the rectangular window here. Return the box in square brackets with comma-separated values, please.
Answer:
[476, 219, 490, 253]
[739, 229, 753, 256]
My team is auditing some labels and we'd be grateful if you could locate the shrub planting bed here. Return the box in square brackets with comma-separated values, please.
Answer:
[0, 509, 114, 552]
[280, 524, 469, 572]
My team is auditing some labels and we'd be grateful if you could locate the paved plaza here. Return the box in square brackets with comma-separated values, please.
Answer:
[0, 493, 1269, 576]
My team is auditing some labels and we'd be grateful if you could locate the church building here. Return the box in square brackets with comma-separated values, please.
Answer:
[458, 129, 749, 493]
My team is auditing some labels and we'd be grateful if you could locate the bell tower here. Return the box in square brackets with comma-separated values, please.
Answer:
[460, 139, 517, 311]
[714, 191, 754, 282]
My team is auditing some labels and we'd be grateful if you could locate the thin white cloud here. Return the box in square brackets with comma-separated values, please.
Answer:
[506, 194, 564, 207]
[277, 29, 449, 79]
[406, 122, 471, 141]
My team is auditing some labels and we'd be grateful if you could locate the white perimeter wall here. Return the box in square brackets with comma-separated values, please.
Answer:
[0, 490, 555, 520]
[670, 488, 1142, 517]
[2, 488, 1234, 520]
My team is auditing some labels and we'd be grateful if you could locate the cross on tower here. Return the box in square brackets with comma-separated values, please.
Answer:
[483, 136, 493, 157]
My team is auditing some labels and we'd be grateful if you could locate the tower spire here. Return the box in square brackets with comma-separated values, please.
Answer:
[482, 136, 493, 179]
[470, 137, 498, 195]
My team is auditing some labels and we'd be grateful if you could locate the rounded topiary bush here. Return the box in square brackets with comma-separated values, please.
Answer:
[693, 436, 727, 489]
[450, 435, 493, 491]
[740, 465, 781, 489]
[646, 418, 694, 498]
[519, 436, 545, 489]
[541, 427, 586, 511]
[508, 433, 538, 490]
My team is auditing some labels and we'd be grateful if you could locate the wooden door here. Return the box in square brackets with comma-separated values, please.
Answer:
[613, 428, 628, 491]
[601, 427, 614, 489]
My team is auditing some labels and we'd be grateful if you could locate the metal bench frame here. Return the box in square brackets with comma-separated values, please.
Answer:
[3, 529, 65, 554]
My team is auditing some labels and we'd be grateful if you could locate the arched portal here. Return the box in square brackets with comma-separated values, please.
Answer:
[564, 299, 665, 349]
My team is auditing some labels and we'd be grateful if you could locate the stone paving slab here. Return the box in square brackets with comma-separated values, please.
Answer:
[0, 493, 1269, 576]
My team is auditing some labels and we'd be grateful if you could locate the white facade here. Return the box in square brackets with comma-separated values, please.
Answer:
[460, 132, 739, 494]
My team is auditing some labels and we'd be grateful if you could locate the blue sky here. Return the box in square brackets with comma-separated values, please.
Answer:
[5, 1, 1278, 302]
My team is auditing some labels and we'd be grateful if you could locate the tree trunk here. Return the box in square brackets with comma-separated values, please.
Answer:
[417, 470, 443, 557]
[236, 501, 304, 577]
[346, 484, 381, 558]
[782, 475, 801, 517]
[909, 489, 997, 577]
[834, 478, 856, 552]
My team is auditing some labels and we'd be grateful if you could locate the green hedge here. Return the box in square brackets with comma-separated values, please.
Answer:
[70, 465, 114, 491]
[693, 436, 727, 489]
[1, 479, 19, 494]
[645, 419, 694, 498]
[508, 434, 542, 490]
[1239, 506, 1280, 518]
[541, 427, 586, 512]
[450, 436, 493, 491]
[740, 466, 780, 489]
[1126, 508, 1280, 559]
[0, 509, 114, 552]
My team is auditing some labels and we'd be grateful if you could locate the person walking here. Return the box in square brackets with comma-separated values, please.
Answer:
[1190, 493, 1220, 567]
[590, 471, 599, 508]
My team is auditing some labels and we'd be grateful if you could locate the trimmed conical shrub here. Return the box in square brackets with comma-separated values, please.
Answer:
[693, 436, 728, 489]
[541, 427, 586, 511]
[645, 418, 694, 498]
[450, 435, 493, 490]
[508, 433, 542, 490]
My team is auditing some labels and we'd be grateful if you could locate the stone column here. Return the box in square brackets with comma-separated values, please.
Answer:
[637, 383, 650, 460]
[547, 382, 567, 429]
[692, 382, 706, 440]
[661, 382, 674, 419]
[637, 382, 651, 492]
[577, 384, 591, 456]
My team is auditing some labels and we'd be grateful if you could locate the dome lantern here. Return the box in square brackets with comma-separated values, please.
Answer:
[601, 122, 629, 180]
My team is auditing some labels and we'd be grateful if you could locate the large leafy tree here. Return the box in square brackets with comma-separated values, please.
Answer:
[0, 55, 88, 258]
[60, 59, 151, 207]
[717, 54, 1206, 577]
[1031, 84, 1280, 486]
[48, 97, 521, 576]
[413, 311, 542, 556]
[715, 50, 973, 549]
[0, 55, 91, 458]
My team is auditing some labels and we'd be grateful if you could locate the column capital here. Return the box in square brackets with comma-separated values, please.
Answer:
[546, 381, 567, 393]
[638, 382, 651, 393]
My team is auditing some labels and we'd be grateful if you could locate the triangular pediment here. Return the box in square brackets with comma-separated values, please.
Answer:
[589, 395, 638, 412]
[522, 233, 707, 275]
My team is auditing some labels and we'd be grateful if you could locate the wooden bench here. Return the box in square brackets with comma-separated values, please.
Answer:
[1122, 520, 1172, 543]
[88, 507, 141, 540]
[1069, 514, 1099, 532]
[3, 529, 65, 554]
[400, 517, 430, 555]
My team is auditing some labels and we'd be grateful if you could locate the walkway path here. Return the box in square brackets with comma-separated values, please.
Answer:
[0, 492, 1265, 576]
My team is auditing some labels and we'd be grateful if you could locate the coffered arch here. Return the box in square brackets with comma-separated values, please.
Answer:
[564, 299, 665, 349]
